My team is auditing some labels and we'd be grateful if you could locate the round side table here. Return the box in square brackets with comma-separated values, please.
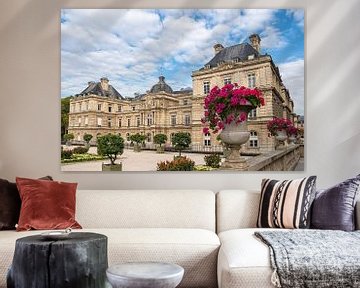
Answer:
[7, 232, 108, 288]
[106, 262, 184, 288]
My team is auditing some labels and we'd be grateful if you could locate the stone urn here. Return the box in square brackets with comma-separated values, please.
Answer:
[219, 121, 250, 170]
[275, 129, 288, 149]
[288, 135, 297, 145]
[102, 163, 122, 171]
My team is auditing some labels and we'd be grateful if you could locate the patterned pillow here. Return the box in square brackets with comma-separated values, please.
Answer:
[257, 176, 317, 229]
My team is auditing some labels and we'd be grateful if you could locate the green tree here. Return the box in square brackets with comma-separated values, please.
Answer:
[83, 134, 93, 148]
[172, 132, 191, 156]
[153, 133, 167, 147]
[61, 96, 72, 140]
[63, 133, 74, 142]
[97, 134, 124, 165]
[130, 133, 146, 146]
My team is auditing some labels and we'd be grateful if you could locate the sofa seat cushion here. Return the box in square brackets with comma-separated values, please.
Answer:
[0, 228, 219, 288]
[218, 228, 281, 288]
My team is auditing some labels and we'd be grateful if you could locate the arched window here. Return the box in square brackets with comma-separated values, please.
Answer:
[249, 131, 259, 148]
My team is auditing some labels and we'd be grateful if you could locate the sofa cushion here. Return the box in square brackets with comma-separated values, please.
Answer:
[16, 177, 81, 231]
[257, 177, 317, 229]
[76, 190, 216, 231]
[217, 228, 277, 288]
[311, 174, 360, 231]
[0, 176, 52, 230]
[0, 228, 220, 288]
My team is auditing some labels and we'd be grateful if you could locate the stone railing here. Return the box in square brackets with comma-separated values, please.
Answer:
[247, 145, 302, 171]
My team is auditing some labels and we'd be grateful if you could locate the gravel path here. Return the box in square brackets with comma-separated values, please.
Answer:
[61, 148, 207, 171]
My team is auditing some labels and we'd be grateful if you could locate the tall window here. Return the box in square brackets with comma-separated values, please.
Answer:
[184, 114, 191, 126]
[78, 117, 81, 126]
[224, 77, 231, 85]
[97, 104, 102, 111]
[248, 109, 257, 119]
[127, 118, 131, 127]
[137, 117, 140, 127]
[249, 131, 258, 148]
[118, 118, 122, 127]
[108, 118, 112, 128]
[84, 116, 88, 126]
[171, 114, 176, 126]
[85, 101, 89, 111]
[97, 117, 102, 127]
[108, 105, 112, 113]
[203, 81, 210, 95]
[79, 103, 82, 111]
[118, 105, 121, 112]
[147, 113, 153, 126]
[248, 73, 256, 88]
[204, 133, 211, 146]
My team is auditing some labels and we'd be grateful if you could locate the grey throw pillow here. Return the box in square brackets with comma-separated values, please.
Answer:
[311, 174, 360, 231]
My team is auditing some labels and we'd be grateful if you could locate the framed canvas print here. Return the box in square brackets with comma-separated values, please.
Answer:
[61, 9, 304, 172]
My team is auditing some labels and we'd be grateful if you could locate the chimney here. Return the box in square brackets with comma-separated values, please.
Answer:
[249, 34, 261, 53]
[100, 77, 109, 91]
[213, 43, 224, 54]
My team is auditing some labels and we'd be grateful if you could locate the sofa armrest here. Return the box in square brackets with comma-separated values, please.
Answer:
[356, 200, 360, 230]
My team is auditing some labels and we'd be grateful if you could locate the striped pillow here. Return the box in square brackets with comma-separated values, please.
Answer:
[257, 176, 317, 229]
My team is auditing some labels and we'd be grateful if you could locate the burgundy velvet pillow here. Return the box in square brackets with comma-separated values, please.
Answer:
[16, 177, 82, 231]
[0, 176, 53, 230]
[311, 174, 360, 231]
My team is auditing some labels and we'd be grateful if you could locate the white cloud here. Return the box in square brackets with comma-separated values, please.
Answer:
[61, 9, 291, 97]
[278, 59, 304, 116]
[261, 26, 287, 49]
[286, 9, 304, 28]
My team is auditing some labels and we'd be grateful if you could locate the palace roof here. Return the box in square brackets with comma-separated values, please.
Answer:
[149, 76, 173, 94]
[77, 80, 124, 99]
[205, 43, 260, 68]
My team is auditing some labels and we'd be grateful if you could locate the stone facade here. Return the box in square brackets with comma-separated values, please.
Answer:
[68, 34, 301, 152]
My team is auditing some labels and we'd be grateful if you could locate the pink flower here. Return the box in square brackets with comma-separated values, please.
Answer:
[217, 121, 225, 130]
[239, 98, 248, 105]
[225, 114, 235, 124]
[203, 127, 209, 134]
[239, 112, 247, 122]
[216, 103, 226, 113]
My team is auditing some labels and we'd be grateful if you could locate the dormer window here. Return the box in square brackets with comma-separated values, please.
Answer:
[248, 54, 255, 60]
[217, 61, 225, 66]
[233, 57, 240, 63]
[205, 64, 211, 69]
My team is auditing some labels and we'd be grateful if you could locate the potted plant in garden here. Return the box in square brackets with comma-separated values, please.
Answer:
[63, 133, 74, 146]
[129, 133, 146, 152]
[267, 117, 293, 149]
[172, 132, 191, 157]
[83, 134, 93, 149]
[201, 83, 265, 169]
[97, 134, 124, 171]
[287, 125, 298, 145]
[153, 133, 167, 153]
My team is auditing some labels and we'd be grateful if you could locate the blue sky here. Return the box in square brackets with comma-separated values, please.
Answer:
[61, 9, 304, 115]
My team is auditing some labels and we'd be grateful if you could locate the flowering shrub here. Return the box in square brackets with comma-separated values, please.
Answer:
[267, 117, 293, 136]
[202, 84, 265, 134]
[287, 125, 298, 137]
[157, 156, 195, 171]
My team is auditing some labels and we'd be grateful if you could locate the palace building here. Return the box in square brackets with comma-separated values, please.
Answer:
[67, 34, 301, 152]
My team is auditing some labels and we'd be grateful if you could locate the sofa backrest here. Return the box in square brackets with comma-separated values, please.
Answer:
[76, 190, 216, 231]
[216, 190, 260, 233]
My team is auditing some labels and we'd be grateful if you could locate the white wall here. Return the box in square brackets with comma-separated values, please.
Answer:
[0, 0, 359, 190]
